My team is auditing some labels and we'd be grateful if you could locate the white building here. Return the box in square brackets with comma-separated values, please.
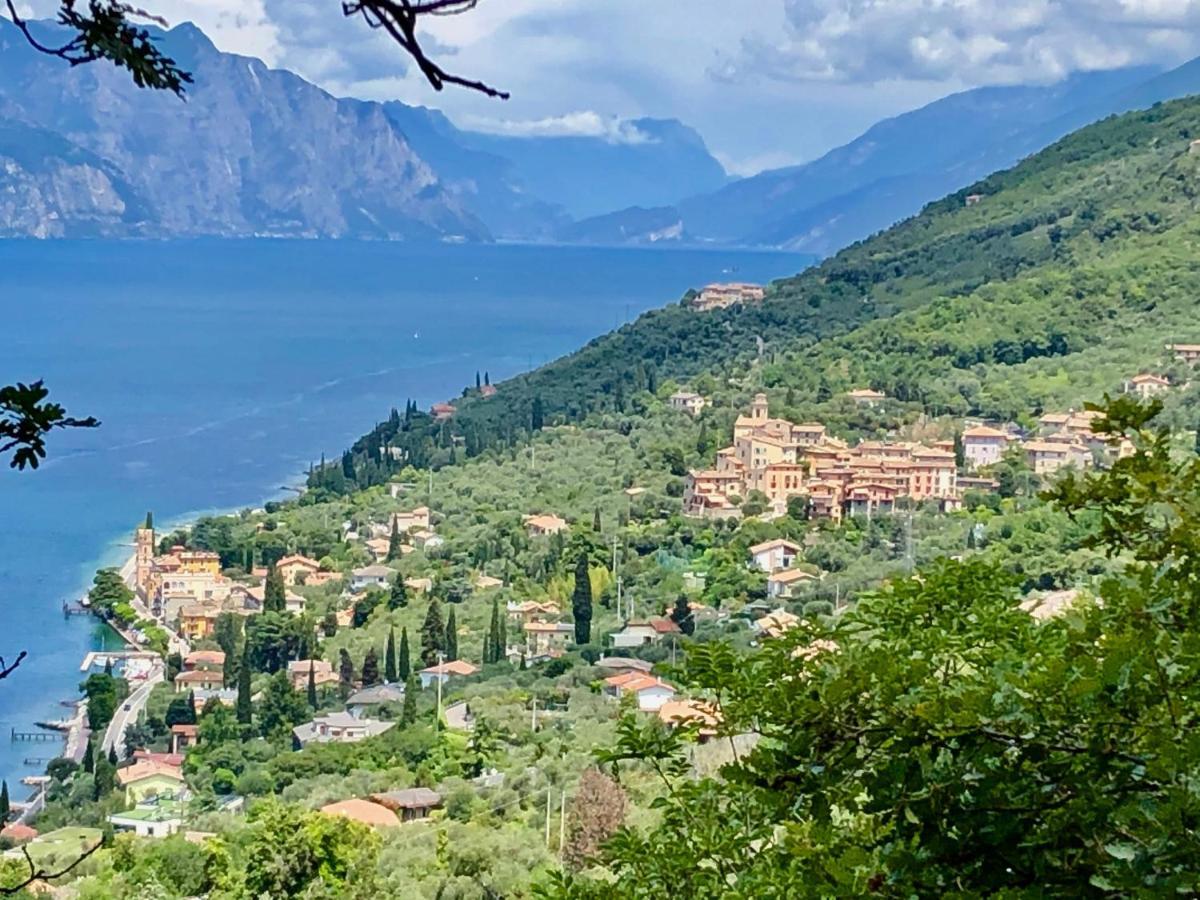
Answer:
[748, 538, 801, 573]
[350, 564, 394, 593]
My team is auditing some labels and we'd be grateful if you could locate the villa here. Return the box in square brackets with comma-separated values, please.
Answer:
[766, 568, 817, 599]
[292, 712, 395, 748]
[962, 425, 1014, 470]
[174, 669, 223, 693]
[523, 621, 575, 658]
[610, 618, 680, 648]
[668, 390, 708, 416]
[523, 513, 568, 536]
[116, 759, 186, 804]
[419, 659, 480, 688]
[748, 538, 802, 573]
[350, 564, 394, 592]
[288, 659, 339, 691]
[275, 554, 321, 586]
[108, 796, 186, 838]
[602, 673, 676, 711]
[369, 787, 443, 823]
[320, 798, 400, 829]
[688, 282, 765, 311]
[1126, 373, 1171, 398]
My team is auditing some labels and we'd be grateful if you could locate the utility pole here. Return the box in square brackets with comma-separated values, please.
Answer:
[559, 788, 567, 860]
[435, 651, 445, 730]
[906, 507, 915, 572]
[545, 788, 552, 847]
[616, 576, 623, 622]
[531, 696, 538, 732]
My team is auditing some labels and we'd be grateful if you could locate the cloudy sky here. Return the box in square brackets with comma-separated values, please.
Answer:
[38, 0, 1200, 174]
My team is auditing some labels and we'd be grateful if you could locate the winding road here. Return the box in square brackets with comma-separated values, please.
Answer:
[101, 664, 163, 758]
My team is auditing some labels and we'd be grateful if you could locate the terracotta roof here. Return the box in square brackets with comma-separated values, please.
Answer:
[370, 787, 443, 810]
[174, 669, 222, 684]
[1, 823, 37, 842]
[320, 798, 400, 828]
[962, 425, 1011, 439]
[1130, 373, 1170, 385]
[748, 538, 802, 555]
[650, 617, 682, 634]
[170, 725, 198, 737]
[116, 759, 184, 786]
[184, 650, 225, 667]
[421, 659, 479, 676]
[277, 554, 320, 569]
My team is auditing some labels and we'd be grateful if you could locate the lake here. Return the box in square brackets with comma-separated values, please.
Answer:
[0, 239, 812, 791]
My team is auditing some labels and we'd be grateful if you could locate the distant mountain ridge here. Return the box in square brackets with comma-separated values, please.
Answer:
[569, 61, 1200, 253]
[0, 20, 729, 240]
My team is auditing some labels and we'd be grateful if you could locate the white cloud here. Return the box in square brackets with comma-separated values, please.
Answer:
[459, 111, 655, 143]
[717, 0, 1200, 86]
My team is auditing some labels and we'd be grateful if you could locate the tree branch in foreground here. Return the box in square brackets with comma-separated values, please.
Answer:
[0, 836, 103, 896]
[0, 652, 27, 681]
[0, 381, 99, 471]
[5, 0, 507, 99]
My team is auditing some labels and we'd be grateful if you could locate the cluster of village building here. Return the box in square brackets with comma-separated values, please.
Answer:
[682, 388, 1155, 521]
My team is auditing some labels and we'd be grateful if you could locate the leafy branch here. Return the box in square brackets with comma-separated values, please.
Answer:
[0, 380, 99, 470]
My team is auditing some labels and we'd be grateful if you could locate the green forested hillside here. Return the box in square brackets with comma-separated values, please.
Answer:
[325, 96, 1200, 486]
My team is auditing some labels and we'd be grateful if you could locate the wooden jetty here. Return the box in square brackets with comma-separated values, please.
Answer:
[62, 601, 91, 616]
[11, 728, 61, 743]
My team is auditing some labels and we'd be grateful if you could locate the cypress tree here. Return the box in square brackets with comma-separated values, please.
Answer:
[104, 658, 113, 676]
[572, 553, 593, 645]
[398, 627, 411, 680]
[484, 371, 490, 386]
[389, 574, 408, 610]
[143, 511, 153, 530]
[263, 564, 286, 613]
[485, 599, 500, 664]
[531, 396, 544, 431]
[445, 608, 458, 661]
[385, 627, 398, 683]
[107, 745, 118, 766]
[499, 603, 507, 659]
[967, 525, 977, 550]
[420, 598, 445, 667]
[0, 780, 9, 821]
[236, 643, 253, 725]
[476, 370, 481, 390]
[92, 757, 114, 801]
[361, 647, 380, 686]
[338, 648, 355, 700]
[387, 518, 402, 562]
[307, 663, 318, 709]
[1194, 422, 1200, 456]
[593, 507, 601, 532]
[402, 672, 418, 725]
[82, 737, 95, 773]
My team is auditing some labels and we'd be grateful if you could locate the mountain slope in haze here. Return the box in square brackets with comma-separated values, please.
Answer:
[379, 103, 571, 240]
[568, 62, 1200, 254]
[0, 20, 489, 239]
[458, 118, 731, 221]
[341, 92, 1200, 468]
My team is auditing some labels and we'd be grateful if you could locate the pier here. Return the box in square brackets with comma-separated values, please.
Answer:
[11, 728, 61, 743]
[80, 650, 160, 672]
[62, 601, 91, 616]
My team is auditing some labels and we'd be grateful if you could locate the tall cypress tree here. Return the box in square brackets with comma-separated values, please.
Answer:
[82, 737, 95, 774]
[420, 598, 445, 667]
[306, 664, 318, 709]
[387, 518, 402, 562]
[572, 552, 593, 645]
[0, 780, 9, 821]
[338, 648, 355, 700]
[263, 564, 286, 613]
[398, 627, 411, 680]
[593, 507, 602, 531]
[362, 647, 380, 686]
[485, 599, 500, 664]
[389, 574, 408, 610]
[107, 745, 118, 766]
[444, 608, 458, 661]
[385, 627, 398, 683]
[236, 643, 253, 725]
[402, 672, 418, 725]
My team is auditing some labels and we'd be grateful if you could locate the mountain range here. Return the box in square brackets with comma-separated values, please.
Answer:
[3, 18, 1200, 252]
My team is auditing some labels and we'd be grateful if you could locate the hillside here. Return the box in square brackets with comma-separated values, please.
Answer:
[330, 93, 1200, 479]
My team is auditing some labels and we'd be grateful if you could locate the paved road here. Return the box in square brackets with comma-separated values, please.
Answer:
[102, 665, 163, 758]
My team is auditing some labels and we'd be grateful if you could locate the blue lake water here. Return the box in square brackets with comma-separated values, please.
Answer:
[0, 239, 811, 791]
